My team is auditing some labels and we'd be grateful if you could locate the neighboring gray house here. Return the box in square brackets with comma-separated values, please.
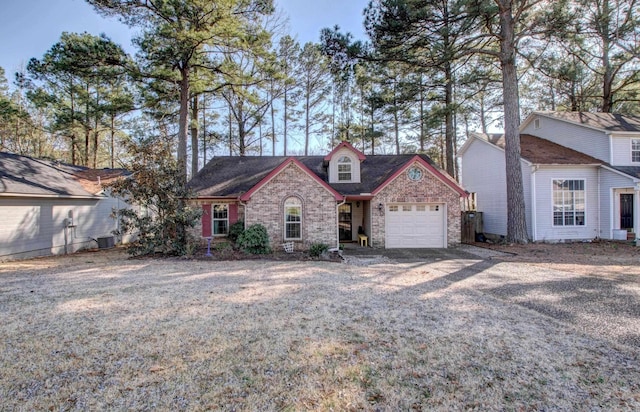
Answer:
[0, 152, 130, 260]
[188, 141, 468, 249]
[459, 111, 640, 242]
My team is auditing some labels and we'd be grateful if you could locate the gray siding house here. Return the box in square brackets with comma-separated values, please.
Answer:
[459, 112, 640, 242]
[0, 152, 131, 260]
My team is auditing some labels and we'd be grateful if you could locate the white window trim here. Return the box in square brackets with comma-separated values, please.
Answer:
[284, 197, 302, 240]
[212, 203, 229, 236]
[337, 155, 353, 182]
[551, 178, 586, 227]
[631, 138, 640, 163]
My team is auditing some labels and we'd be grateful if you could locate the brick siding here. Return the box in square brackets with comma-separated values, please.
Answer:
[370, 162, 462, 247]
[244, 163, 337, 251]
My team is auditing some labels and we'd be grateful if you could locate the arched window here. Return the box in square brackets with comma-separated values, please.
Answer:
[337, 156, 352, 181]
[284, 197, 302, 240]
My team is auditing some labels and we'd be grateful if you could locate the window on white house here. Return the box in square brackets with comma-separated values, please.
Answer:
[213, 204, 229, 235]
[337, 156, 352, 181]
[632, 139, 640, 162]
[553, 179, 585, 226]
[284, 197, 302, 240]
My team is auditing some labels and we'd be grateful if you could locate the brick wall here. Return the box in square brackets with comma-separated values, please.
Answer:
[370, 162, 462, 247]
[245, 163, 337, 251]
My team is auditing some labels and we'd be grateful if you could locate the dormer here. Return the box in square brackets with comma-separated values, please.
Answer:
[324, 141, 366, 184]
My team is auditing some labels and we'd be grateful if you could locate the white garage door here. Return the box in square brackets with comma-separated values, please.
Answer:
[386, 203, 446, 248]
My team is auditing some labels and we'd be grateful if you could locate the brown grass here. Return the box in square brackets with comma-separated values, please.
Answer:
[1, 249, 639, 410]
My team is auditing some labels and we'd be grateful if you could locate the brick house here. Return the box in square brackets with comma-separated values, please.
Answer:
[188, 142, 467, 250]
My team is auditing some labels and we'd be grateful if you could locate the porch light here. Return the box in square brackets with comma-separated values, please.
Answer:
[378, 203, 384, 215]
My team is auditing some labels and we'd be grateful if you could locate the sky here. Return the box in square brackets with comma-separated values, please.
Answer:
[0, 0, 369, 78]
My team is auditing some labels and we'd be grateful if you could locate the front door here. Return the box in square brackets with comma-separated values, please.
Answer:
[621, 194, 634, 230]
[339, 203, 352, 241]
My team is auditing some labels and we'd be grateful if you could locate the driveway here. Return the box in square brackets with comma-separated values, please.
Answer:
[345, 244, 640, 348]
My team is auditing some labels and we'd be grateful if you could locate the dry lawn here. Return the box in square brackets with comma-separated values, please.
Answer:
[1, 248, 639, 411]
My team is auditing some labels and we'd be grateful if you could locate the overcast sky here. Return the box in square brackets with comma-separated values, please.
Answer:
[0, 0, 369, 77]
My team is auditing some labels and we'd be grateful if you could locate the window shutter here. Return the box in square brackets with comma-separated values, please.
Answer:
[229, 203, 238, 225]
[201, 204, 212, 237]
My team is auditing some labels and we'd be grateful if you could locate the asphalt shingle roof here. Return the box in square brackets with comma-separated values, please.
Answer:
[0, 151, 128, 197]
[492, 134, 604, 165]
[188, 154, 446, 197]
[538, 111, 640, 132]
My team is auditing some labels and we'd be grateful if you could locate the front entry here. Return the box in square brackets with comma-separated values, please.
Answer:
[621, 194, 634, 230]
[339, 203, 352, 241]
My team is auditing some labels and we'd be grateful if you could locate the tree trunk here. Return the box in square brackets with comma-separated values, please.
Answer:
[444, 61, 455, 176]
[283, 88, 288, 156]
[190, 94, 199, 176]
[270, 81, 276, 156]
[110, 113, 115, 169]
[601, 0, 613, 112]
[499, 0, 528, 243]
[305, 80, 310, 156]
[177, 66, 190, 181]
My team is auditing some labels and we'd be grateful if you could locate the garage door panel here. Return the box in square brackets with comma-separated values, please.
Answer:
[386, 203, 445, 248]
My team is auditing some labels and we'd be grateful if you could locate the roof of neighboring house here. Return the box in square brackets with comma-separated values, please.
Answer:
[492, 134, 604, 165]
[534, 111, 640, 132]
[188, 153, 457, 198]
[610, 166, 640, 179]
[0, 151, 128, 198]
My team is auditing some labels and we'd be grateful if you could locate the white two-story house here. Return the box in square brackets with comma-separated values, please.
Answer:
[459, 111, 640, 242]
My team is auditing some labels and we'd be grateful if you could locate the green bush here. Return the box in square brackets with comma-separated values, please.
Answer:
[237, 224, 271, 254]
[228, 220, 245, 244]
[309, 242, 329, 257]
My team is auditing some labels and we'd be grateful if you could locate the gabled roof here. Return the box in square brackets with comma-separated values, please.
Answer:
[188, 153, 465, 198]
[372, 155, 468, 197]
[0, 151, 127, 198]
[528, 111, 640, 133]
[239, 157, 343, 201]
[323, 141, 366, 161]
[492, 134, 604, 165]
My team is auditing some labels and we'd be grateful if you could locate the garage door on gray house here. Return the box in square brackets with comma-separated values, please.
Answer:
[385, 203, 446, 248]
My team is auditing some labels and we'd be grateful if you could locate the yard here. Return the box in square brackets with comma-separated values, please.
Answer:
[1, 244, 639, 410]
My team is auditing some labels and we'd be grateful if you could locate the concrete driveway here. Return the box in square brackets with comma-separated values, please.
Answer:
[342, 244, 491, 261]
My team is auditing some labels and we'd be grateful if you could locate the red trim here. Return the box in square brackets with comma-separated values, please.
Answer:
[201, 204, 212, 237]
[323, 141, 367, 161]
[239, 157, 344, 201]
[371, 155, 468, 197]
[228, 203, 238, 225]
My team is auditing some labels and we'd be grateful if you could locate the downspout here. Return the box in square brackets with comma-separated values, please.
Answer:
[530, 165, 537, 241]
[597, 168, 601, 239]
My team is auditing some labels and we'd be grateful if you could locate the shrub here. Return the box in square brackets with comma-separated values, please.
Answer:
[107, 138, 202, 257]
[309, 242, 329, 257]
[237, 224, 271, 254]
[228, 220, 245, 244]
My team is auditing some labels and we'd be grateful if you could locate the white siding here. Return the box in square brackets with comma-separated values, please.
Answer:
[328, 148, 361, 183]
[522, 115, 610, 163]
[610, 136, 640, 166]
[0, 196, 129, 261]
[460, 138, 533, 237]
[598, 168, 636, 239]
[532, 167, 599, 241]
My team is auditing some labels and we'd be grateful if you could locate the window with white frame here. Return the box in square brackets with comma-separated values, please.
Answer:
[284, 197, 302, 240]
[337, 156, 352, 181]
[212, 204, 229, 235]
[552, 179, 585, 226]
[632, 139, 640, 162]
